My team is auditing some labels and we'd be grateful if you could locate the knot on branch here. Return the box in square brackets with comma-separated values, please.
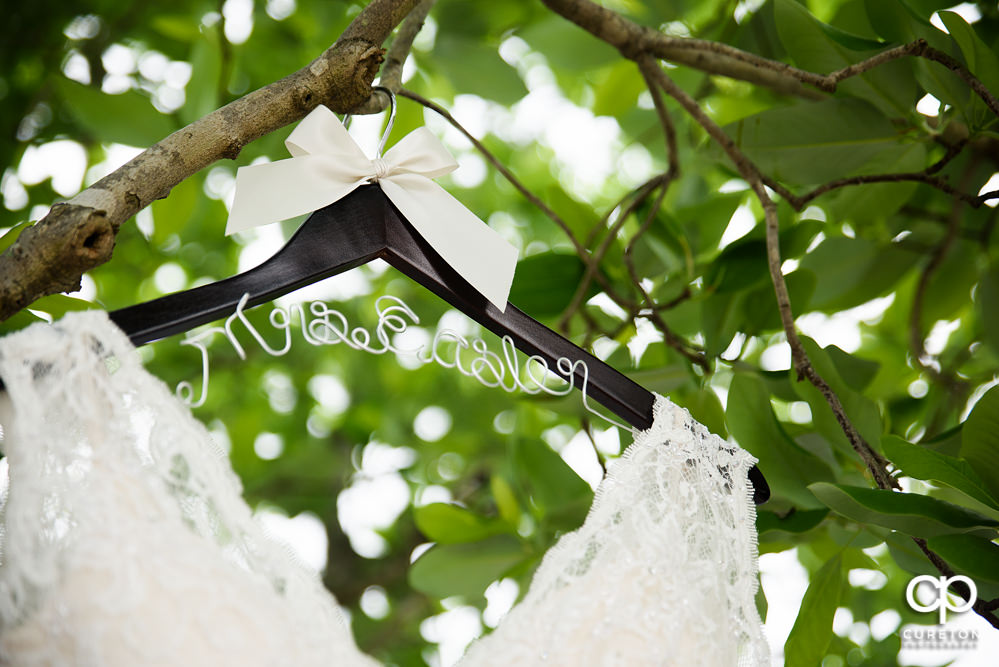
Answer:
[322, 39, 386, 113]
[40, 203, 114, 292]
[67, 210, 114, 263]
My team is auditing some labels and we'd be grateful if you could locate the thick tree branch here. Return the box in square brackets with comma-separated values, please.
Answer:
[541, 0, 827, 98]
[0, 0, 421, 322]
[542, 0, 999, 117]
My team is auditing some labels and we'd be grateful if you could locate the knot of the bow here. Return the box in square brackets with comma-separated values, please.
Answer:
[370, 157, 391, 181]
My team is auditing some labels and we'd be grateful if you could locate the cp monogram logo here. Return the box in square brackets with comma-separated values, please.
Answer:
[905, 575, 977, 624]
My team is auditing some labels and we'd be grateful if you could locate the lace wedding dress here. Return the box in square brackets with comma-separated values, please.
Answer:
[0, 311, 768, 666]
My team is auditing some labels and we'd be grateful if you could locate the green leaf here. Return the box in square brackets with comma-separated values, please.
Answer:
[925, 534, 999, 585]
[151, 14, 202, 41]
[903, 0, 965, 20]
[180, 33, 222, 126]
[883, 435, 999, 510]
[490, 475, 521, 525]
[512, 435, 593, 529]
[430, 37, 527, 105]
[791, 338, 883, 456]
[414, 503, 508, 544]
[56, 79, 175, 148]
[977, 266, 999, 356]
[151, 174, 204, 244]
[886, 531, 938, 576]
[723, 99, 907, 186]
[0, 308, 44, 336]
[674, 192, 746, 260]
[961, 386, 999, 500]
[727, 373, 834, 508]
[509, 252, 592, 319]
[916, 57, 974, 114]
[937, 11, 999, 127]
[784, 552, 844, 667]
[826, 143, 927, 223]
[518, 16, 619, 71]
[675, 388, 728, 439]
[27, 294, 98, 318]
[592, 61, 647, 118]
[757, 508, 829, 536]
[798, 237, 917, 311]
[705, 239, 769, 293]
[0, 221, 31, 254]
[824, 345, 880, 392]
[808, 482, 999, 538]
[775, 0, 916, 115]
[817, 21, 887, 52]
[756, 581, 768, 625]
[920, 240, 979, 327]
[409, 535, 526, 598]
[700, 290, 742, 357]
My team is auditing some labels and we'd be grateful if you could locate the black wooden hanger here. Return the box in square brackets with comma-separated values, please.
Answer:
[108, 184, 769, 504]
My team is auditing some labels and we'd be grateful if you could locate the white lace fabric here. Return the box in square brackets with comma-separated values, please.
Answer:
[0, 311, 767, 666]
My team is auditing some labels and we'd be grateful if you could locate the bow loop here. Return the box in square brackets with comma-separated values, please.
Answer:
[225, 105, 517, 311]
[284, 106, 367, 163]
[382, 128, 459, 179]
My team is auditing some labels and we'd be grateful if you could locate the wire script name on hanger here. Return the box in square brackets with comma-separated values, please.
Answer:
[175, 292, 629, 429]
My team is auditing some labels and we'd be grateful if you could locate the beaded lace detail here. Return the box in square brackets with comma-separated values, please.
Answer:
[461, 392, 769, 666]
[0, 311, 767, 666]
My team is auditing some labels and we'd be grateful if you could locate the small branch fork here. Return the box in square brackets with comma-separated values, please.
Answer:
[537, 0, 999, 628]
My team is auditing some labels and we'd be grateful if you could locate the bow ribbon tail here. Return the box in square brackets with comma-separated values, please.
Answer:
[226, 155, 365, 236]
[379, 174, 518, 312]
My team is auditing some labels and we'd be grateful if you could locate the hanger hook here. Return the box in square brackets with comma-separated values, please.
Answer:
[341, 86, 397, 158]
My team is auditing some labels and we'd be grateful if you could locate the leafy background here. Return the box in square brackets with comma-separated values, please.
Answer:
[2, 0, 999, 665]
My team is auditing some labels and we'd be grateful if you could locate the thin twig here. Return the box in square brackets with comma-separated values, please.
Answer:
[560, 175, 665, 331]
[927, 136, 968, 175]
[922, 45, 999, 119]
[615, 60, 709, 370]
[398, 88, 590, 260]
[913, 537, 999, 630]
[825, 40, 928, 85]
[580, 416, 608, 476]
[584, 174, 665, 250]
[642, 60, 896, 488]
[790, 172, 984, 210]
[640, 62, 680, 180]
[380, 0, 435, 92]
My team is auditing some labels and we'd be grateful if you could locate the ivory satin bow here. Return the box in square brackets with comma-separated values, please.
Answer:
[226, 105, 518, 311]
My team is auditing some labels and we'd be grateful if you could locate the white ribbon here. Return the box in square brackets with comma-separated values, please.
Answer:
[226, 105, 519, 311]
